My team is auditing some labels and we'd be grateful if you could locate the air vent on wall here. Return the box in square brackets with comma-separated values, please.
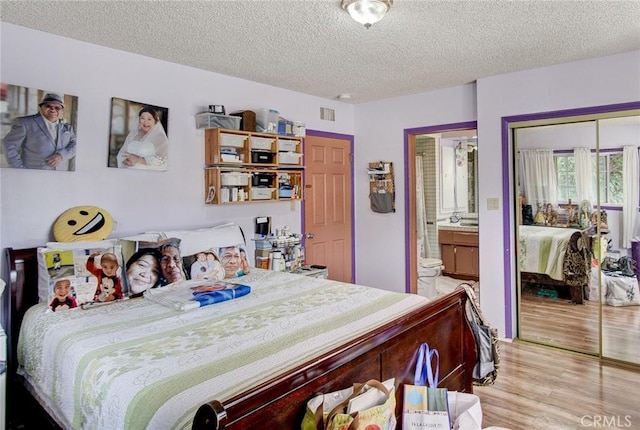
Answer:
[320, 107, 335, 121]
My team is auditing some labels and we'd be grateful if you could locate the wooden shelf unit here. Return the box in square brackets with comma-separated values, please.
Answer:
[203, 128, 304, 204]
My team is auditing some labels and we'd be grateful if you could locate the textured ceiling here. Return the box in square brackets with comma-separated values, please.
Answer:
[1, 0, 640, 104]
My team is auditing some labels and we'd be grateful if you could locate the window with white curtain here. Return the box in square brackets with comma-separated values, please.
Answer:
[554, 151, 623, 206]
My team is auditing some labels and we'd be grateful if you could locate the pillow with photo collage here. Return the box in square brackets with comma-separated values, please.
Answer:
[119, 236, 184, 297]
[37, 241, 127, 312]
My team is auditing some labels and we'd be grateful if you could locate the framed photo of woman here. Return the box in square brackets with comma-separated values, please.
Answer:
[1, 83, 79, 171]
[108, 97, 169, 171]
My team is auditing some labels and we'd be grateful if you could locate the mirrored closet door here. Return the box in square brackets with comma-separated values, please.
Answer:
[514, 111, 640, 365]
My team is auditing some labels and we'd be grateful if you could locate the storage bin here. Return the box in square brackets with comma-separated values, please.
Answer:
[278, 152, 302, 165]
[220, 172, 251, 186]
[278, 139, 298, 152]
[251, 136, 276, 150]
[252, 172, 276, 187]
[219, 133, 247, 148]
[255, 108, 279, 134]
[279, 187, 293, 198]
[220, 152, 241, 163]
[196, 113, 241, 130]
[251, 187, 275, 200]
[251, 151, 275, 164]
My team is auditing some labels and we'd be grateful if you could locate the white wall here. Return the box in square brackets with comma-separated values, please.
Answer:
[353, 85, 477, 290]
[0, 24, 355, 266]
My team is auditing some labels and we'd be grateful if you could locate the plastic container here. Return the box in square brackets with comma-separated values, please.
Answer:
[220, 172, 251, 186]
[219, 133, 246, 148]
[251, 151, 275, 164]
[278, 119, 294, 136]
[278, 152, 302, 165]
[196, 113, 241, 130]
[252, 172, 276, 187]
[251, 136, 276, 150]
[255, 109, 279, 134]
[251, 187, 275, 200]
[293, 121, 306, 137]
[278, 139, 298, 152]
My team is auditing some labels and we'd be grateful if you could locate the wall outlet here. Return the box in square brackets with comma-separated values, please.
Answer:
[487, 197, 500, 210]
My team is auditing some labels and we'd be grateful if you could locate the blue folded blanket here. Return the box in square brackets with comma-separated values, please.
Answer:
[191, 283, 251, 306]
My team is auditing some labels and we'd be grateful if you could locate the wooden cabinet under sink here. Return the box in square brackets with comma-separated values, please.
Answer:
[438, 230, 479, 279]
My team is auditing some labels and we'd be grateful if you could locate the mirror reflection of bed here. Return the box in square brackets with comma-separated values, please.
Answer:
[514, 113, 640, 365]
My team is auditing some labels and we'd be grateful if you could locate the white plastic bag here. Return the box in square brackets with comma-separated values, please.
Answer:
[447, 391, 483, 430]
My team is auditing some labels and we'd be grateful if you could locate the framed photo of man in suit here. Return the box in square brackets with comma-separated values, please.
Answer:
[1, 83, 78, 171]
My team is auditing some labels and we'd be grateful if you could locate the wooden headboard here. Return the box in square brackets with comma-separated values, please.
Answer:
[3, 247, 39, 380]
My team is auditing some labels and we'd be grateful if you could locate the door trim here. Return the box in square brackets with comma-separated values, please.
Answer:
[303, 129, 355, 282]
[404, 121, 477, 294]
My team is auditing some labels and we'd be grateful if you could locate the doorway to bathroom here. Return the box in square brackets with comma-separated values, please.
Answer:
[405, 122, 478, 295]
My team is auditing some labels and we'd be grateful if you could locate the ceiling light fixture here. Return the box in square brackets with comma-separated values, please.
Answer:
[341, 0, 393, 29]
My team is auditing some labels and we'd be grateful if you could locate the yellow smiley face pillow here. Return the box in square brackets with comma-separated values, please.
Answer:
[53, 206, 115, 242]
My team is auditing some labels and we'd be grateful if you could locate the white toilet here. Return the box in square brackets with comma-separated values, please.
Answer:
[417, 258, 443, 299]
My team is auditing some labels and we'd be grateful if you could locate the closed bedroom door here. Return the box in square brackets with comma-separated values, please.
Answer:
[303, 132, 353, 283]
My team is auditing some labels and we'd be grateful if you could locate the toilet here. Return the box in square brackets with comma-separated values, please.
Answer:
[417, 258, 443, 299]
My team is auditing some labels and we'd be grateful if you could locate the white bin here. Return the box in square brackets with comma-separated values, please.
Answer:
[417, 258, 443, 299]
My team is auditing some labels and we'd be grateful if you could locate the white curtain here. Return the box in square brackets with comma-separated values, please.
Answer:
[574, 147, 596, 203]
[622, 145, 640, 248]
[518, 149, 558, 206]
[415, 156, 430, 258]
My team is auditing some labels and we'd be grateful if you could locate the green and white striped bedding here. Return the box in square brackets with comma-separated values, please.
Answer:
[18, 269, 429, 429]
[518, 225, 580, 281]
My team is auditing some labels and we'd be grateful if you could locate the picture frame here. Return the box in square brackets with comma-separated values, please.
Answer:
[1, 83, 79, 171]
[108, 97, 169, 171]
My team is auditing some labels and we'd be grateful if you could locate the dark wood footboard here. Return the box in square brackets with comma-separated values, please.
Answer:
[192, 289, 476, 430]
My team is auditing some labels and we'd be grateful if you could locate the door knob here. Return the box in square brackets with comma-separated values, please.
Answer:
[306, 233, 315, 239]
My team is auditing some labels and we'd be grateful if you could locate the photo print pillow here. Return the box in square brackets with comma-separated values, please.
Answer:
[217, 244, 251, 279]
[152, 222, 250, 279]
[182, 248, 225, 282]
[119, 237, 184, 297]
[37, 243, 127, 312]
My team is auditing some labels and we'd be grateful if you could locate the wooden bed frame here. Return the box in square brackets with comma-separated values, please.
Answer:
[520, 229, 592, 304]
[3, 247, 477, 430]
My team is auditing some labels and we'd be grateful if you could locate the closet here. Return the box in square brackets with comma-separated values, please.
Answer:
[513, 109, 640, 365]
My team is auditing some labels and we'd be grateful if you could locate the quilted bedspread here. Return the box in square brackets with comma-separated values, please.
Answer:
[17, 269, 429, 430]
[518, 225, 581, 281]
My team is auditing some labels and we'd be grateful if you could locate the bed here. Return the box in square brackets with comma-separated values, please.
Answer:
[518, 225, 592, 304]
[3, 246, 477, 430]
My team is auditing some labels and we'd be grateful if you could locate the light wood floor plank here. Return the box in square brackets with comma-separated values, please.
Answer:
[474, 341, 640, 430]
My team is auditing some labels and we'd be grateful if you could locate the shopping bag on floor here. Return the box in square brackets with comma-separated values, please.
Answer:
[301, 378, 396, 430]
[447, 391, 483, 430]
[403, 343, 451, 430]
